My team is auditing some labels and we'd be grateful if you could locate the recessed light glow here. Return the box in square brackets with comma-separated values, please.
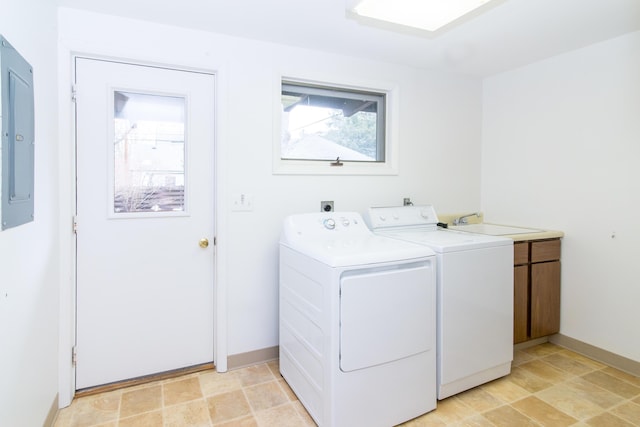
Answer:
[352, 0, 494, 32]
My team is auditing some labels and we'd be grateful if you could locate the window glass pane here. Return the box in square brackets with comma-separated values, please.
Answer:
[281, 83, 384, 162]
[113, 91, 185, 213]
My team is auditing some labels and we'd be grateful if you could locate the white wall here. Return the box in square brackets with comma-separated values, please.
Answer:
[0, 0, 60, 425]
[482, 32, 640, 361]
[58, 8, 482, 365]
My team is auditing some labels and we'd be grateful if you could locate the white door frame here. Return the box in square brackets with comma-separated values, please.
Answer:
[58, 52, 228, 407]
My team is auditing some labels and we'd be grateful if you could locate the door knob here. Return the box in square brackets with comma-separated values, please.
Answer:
[199, 238, 209, 248]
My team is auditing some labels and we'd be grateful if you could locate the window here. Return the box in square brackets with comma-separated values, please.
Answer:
[112, 91, 186, 215]
[281, 81, 386, 163]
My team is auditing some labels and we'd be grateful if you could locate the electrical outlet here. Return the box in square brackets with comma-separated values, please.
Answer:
[321, 201, 334, 212]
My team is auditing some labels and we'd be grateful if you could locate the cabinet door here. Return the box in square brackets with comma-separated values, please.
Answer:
[531, 261, 561, 338]
[513, 265, 529, 343]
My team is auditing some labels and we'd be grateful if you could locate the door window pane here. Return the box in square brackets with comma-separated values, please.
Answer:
[113, 91, 185, 213]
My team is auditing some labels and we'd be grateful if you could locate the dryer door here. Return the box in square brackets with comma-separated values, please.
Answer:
[339, 260, 435, 372]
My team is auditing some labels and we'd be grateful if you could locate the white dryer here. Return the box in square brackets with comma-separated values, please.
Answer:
[365, 205, 514, 399]
[279, 212, 437, 427]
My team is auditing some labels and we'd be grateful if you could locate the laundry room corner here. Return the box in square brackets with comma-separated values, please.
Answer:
[55, 5, 485, 397]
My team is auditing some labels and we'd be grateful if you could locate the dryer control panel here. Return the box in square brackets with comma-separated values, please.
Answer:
[283, 212, 369, 238]
[280, 211, 435, 267]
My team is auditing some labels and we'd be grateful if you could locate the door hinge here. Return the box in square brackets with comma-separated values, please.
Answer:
[71, 84, 77, 103]
[72, 346, 77, 367]
[72, 216, 78, 234]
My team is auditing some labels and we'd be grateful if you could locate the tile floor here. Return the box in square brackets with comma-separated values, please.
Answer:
[54, 343, 640, 427]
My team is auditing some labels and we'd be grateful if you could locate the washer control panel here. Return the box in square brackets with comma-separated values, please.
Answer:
[365, 205, 439, 230]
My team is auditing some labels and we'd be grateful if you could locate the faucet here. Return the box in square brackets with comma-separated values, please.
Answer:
[452, 212, 480, 225]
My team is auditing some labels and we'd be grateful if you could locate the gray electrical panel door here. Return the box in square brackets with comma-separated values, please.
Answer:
[1, 35, 35, 230]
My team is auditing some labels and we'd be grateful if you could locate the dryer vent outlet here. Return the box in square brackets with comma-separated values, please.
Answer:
[321, 201, 334, 212]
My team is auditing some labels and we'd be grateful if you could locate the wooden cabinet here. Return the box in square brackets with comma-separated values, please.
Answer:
[513, 238, 561, 343]
[513, 263, 529, 343]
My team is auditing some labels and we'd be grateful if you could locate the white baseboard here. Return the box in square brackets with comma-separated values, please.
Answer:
[227, 346, 279, 370]
[549, 334, 640, 376]
[44, 393, 58, 427]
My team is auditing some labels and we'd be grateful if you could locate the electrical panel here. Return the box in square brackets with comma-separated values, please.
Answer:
[1, 35, 34, 230]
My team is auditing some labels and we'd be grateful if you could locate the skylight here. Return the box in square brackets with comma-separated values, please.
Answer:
[349, 0, 496, 33]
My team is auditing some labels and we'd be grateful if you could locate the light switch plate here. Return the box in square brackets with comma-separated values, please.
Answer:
[232, 193, 253, 211]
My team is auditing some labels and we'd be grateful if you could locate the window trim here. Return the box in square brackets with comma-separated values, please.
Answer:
[273, 75, 399, 176]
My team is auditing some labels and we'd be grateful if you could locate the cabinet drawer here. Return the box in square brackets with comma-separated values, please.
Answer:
[531, 239, 561, 263]
[514, 242, 529, 265]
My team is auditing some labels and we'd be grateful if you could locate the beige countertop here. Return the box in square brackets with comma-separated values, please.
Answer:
[487, 227, 564, 242]
[439, 213, 564, 242]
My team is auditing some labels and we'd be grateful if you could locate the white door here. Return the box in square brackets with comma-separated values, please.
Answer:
[75, 58, 215, 389]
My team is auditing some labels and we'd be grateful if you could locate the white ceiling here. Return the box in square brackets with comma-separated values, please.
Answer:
[57, 0, 640, 76]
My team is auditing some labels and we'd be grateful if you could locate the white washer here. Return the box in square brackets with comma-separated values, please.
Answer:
[365, 206, 514, 400]
[279, 212, 437, 427]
